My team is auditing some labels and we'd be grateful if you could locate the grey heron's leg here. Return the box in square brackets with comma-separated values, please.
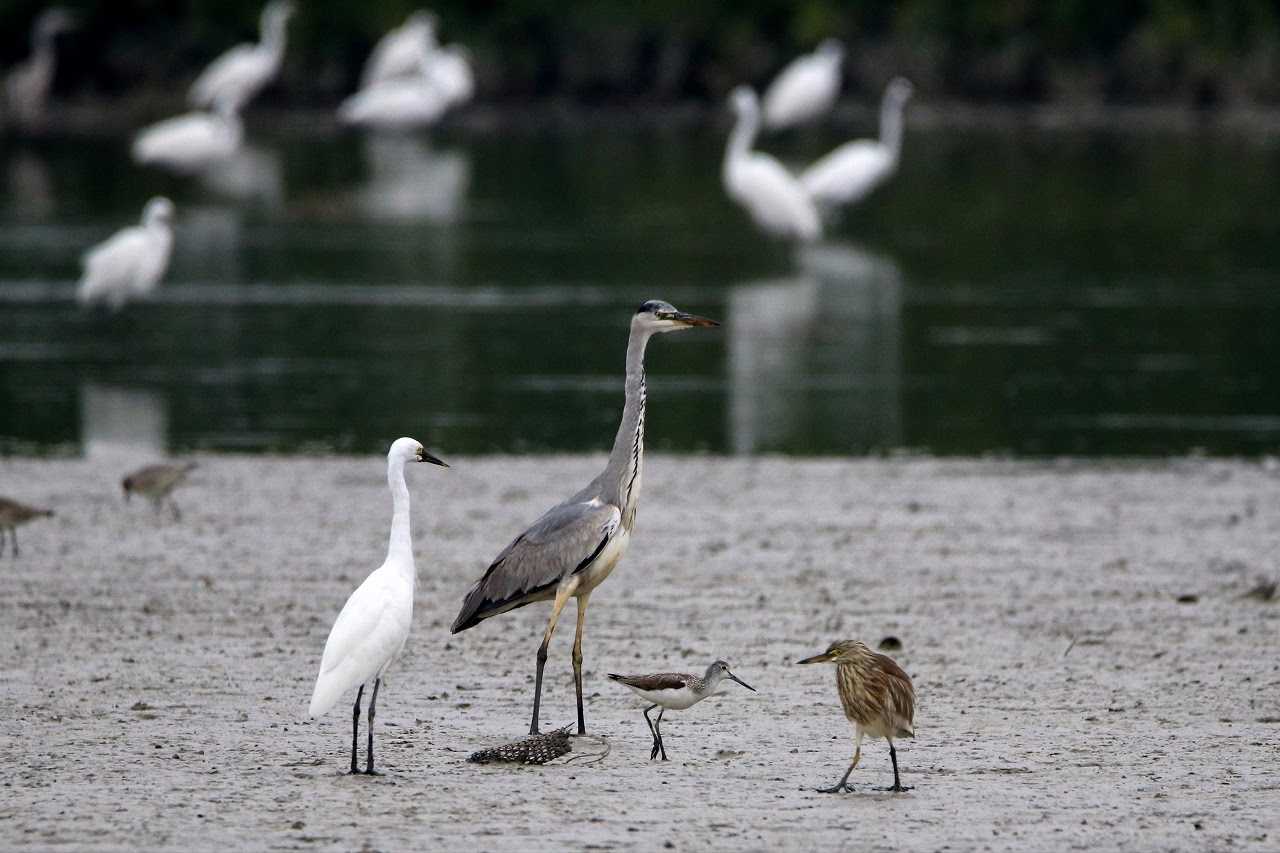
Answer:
[655, 708, 668, 761]
[349, 684, 365, 775]
[643, 704, 660, 760]
[530, 584, 574, 735]
[886, 741, 911, 792]
[571, 591, 593, 735]
[365, 677, 383, 775]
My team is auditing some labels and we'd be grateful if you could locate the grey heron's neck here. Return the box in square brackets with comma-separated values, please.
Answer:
[385, 457, 416, 578]
[880, 94, 906, 157]
[601, 322, 652, 519]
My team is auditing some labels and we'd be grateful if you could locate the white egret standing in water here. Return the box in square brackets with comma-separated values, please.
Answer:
[188, 0, 294, 113]
[723, 86, 821, 242]
[801, 78, 914, 210]
[77, 197, 175, 311]
[425, 44, 474, 108]
[309, 438, 448, 775]
[132, 101, 243, 173]
[4, 8, 76, 129]
[361, 10, 439, 88]
[761, 39, 844, 131]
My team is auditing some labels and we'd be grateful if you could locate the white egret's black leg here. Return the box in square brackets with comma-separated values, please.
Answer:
[365, 677, 382, 775]
[655, 708, 668, 761]
[642, 704, 660, 760]
[886, 743, 911, 792]
[530, 587, 572, 735]
[349, 684, 364, 774]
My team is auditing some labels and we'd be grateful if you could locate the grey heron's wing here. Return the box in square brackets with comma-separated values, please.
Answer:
[451, 499, 620, 633]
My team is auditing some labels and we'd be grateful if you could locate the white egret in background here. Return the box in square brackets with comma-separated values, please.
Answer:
[425, 44, 474, 108]
[801, 78, 914, 210]
[361, 9, 438, 88]
[309, 438, 448, 775]
[338, 53, 451, 130]
[77, 197, 175, 311]
[723, 86, 821, 242]
[4, 7, 77, 129]
[188, 0, 294, 113]
[761, 39, 843, 130]
[132, 101, 243, 173]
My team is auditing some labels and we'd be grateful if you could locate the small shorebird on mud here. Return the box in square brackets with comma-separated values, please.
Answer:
[608, 660, 755, 760]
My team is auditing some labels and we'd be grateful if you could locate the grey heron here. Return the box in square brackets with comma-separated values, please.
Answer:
[608, 661, 755, 760]
[451, 300, 719, 735]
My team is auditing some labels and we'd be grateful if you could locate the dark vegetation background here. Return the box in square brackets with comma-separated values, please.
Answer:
[2, 0, 1278, 108]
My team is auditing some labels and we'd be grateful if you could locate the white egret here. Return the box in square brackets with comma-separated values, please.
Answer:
[188, 0, 294, 114]
[338, 69, 450, 130]
[132, 102, 243, 173]
[723, 86, 821, 242]
[425, 44, 474, 108]
[360, 10, 438, 88]
[761, 39, 844, 130]
[4, 7, 77, 129]
[800, 77, 914, 209]
[77, 197, 175, 311]
[309, 438, 448, 775]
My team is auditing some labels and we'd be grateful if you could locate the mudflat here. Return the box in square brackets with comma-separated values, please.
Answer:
[1, 454, 1276, 851]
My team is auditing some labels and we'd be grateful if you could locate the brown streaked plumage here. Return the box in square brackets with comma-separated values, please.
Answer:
[797, 639, 915, 793]
[122, 461, 197, 519]
[0, 497, 54, 557]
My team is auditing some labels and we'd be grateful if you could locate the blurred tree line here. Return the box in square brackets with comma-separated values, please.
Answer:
[2, 0, 1279, 108]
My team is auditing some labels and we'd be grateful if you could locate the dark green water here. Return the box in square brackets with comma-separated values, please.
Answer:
[3, 123, 1280, 456]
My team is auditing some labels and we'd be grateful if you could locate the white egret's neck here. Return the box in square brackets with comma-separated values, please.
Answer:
[261, 14, 289, 59]
[724, 100, 758, 180]
[880, 92, 907, 157]
[601, 321, 652, 520]
[385, 455, 415, 576]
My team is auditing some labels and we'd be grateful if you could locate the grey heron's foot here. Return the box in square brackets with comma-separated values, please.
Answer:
[529, 725, 541, 736]
[818, 783, 855, 794]
[884, 784, 912, 793]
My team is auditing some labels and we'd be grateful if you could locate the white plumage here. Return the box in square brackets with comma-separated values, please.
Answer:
[800, 77, 914, 209]
[723, 86, 821, 242]
[425, 45, 474, 107]
[360, 10, 438, 88]
[188, 0, 294, 114]
[761, 39, 844, 130]
[131, 106, 243, 173]
[77, 197, 175, 310]
[309, 437, 447, 774]
[337, 74, 450, 129]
